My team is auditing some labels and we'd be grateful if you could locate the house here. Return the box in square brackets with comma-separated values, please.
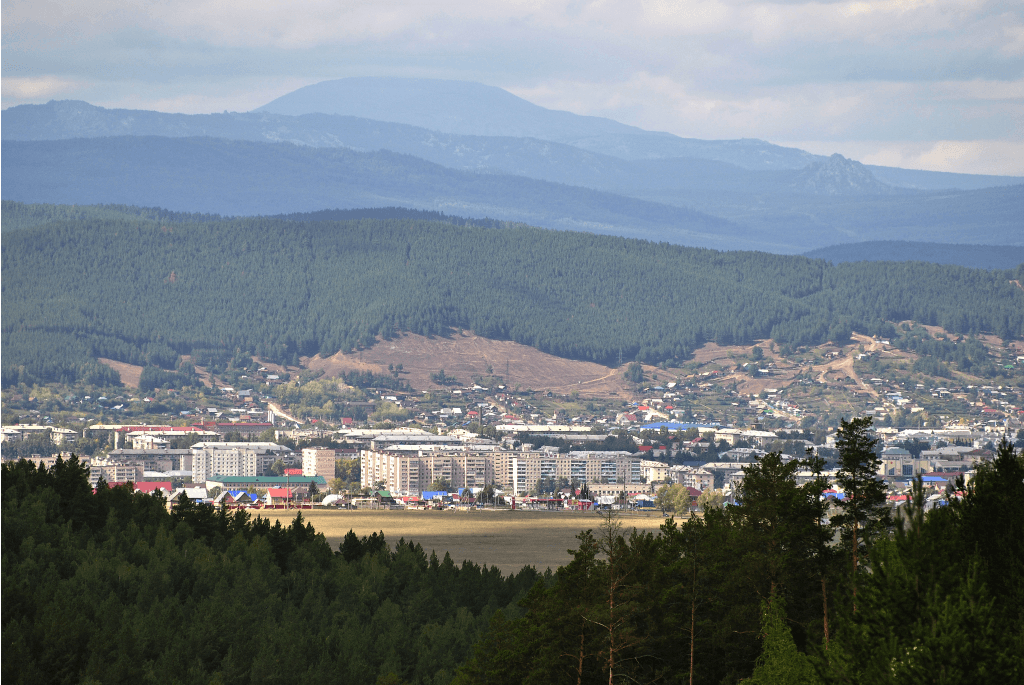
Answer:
[169, 487, 208, 503]
[373, 490, 398, 507]
[213, 490, 259, 506]
[266, 488, 294, 505]
[134, 481, 173, 495]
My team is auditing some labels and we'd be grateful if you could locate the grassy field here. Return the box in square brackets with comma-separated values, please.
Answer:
[260, 509, 679, 575]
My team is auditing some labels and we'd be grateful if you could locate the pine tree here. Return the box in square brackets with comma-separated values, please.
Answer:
[831, 417, 890, 612]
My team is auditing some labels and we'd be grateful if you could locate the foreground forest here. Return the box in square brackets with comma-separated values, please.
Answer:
[4, 421, 1022, 683]
[2, 202, 1023, 389]
[457, 425, 1024, 684]
[1, 457, 542, 684]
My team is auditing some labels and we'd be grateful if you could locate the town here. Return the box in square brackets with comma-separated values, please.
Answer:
[4, 399, 1019, 514]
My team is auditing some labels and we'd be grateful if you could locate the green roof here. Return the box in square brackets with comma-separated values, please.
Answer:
[209, 475, 327, 485]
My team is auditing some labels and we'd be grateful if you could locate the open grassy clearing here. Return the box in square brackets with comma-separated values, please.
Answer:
[303, 330, 631, 397]
[261, 509, 676, 575]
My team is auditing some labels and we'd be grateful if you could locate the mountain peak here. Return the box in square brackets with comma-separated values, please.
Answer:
[792, 153, 892, 195]
[255, 77, 641, 140]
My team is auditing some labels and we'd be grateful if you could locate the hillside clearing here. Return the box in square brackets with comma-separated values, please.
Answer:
[304, 331, 631, 397]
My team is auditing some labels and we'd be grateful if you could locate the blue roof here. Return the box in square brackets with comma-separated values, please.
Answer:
[640, 422, 720, 431]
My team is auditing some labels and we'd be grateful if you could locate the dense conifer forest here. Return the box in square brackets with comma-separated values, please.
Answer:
[454, 426, 1024, 684]
[3, 202, 1022, 388]
[1, 456, 541, 684]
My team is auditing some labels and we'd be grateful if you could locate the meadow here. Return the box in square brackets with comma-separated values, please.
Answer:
[260, 508, 677, 574]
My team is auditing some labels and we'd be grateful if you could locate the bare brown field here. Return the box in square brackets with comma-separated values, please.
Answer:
[690, 340, 770, 365]
[98, 358, 143, 389]
[259, 509, 674, 575]
[303, 331, 631, 397]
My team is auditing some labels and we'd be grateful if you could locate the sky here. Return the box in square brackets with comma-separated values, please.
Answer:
[3, 0, 1022, 176]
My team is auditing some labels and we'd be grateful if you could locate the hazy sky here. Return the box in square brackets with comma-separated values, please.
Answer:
[3, 0, 1022, 175]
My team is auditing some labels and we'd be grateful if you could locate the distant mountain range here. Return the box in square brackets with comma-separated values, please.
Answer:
[257, 77, 824, 171]
[7, 94, 1021, 191]
[2, 77, 1022, 258]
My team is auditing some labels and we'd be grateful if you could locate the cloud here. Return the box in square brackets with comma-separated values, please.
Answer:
[2, 0, 1022, 173]
[508, 74, 1022, 142]
[2, 75, 83, 102]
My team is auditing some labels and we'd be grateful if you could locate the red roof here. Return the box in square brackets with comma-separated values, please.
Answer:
[267, 488, 291, 497]
[638, 446, 653, 452]
[284, 468, 303, 476]
[115, 425, 174, 433]
[135, 481, 172, 493]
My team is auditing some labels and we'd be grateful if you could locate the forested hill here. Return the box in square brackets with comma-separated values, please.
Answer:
[0, 200, 506, 233]
[1, 137, 752, 251]
[5, 137, 1024, 254]
[3, 203, 1023, 388]
[804, 241, 1024, 270]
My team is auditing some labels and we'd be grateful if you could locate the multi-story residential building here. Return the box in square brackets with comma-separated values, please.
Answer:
[191, 442, 292, 484]
[671, 466, 713, 491]
[361, 445, 642, 497]
[302, 448, 337, 478]
[107, 449, 193, 472]
[641, 459, 672, 483]
[509, 451, 640, 496]
[1, 425, 79, 445]
[361, 447, 506, 494]
[88, 458, 144, 487]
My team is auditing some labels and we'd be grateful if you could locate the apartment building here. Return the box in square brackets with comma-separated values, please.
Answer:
[361, 445, 641, 497]
[671, 466, 713, 491]
[191, 442, 292, 483]
[509, 451, 641, 496]
[302, 448, 337, 478]
[360, 447, 506, 494]
[89, 458, 144, 487]
[641, 459, 672, 484]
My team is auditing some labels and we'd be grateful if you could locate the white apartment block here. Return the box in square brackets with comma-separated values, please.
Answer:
[510, 452, 641, 496]
[89, 458, 144, 487]
[302, 448, 337, 478]
[672, 466, 713, 491]
[361, 448, 505, 495]
[361, 446, 641, 497]
[641, 459, 672, 483]
[191, 442, 292, 483]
